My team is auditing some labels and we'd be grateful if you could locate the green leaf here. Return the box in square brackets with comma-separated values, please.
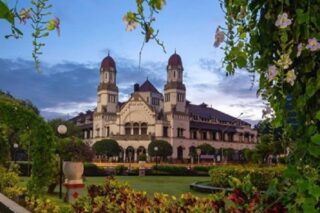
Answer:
[316, 111, 320, 120]
[0, 1, 14, 24]
[306, 78, 316, 97]
[311, 134, 320, 145]
[308, 144, 320, 157]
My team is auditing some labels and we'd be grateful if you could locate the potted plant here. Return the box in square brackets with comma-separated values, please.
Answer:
[58, 137, 93, 184]
[138, 154, 147, 169]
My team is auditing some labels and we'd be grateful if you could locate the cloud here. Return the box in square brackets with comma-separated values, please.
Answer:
[0, 57, 166, 119]
[0, 56, 263, 124]
[185, 58, 264, 122]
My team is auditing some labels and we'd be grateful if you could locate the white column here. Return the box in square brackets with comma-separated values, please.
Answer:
[134, 151, 137, 162]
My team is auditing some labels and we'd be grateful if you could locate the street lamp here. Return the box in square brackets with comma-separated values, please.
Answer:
[154, 146, 158, 169]
[57, 124, 67, 199]
[13, 143, 19, 163]
[128, 150, 133, 170]
[196, 148, 201, 165]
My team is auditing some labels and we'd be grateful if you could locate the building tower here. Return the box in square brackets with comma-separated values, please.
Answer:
[96, 53, 118, 113]
[164, 51, 186, 113]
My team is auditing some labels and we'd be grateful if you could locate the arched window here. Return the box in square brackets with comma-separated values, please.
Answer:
[125, 123, 131, 135]
[133, 122, 139, 135]
[141, 123, 147, 135]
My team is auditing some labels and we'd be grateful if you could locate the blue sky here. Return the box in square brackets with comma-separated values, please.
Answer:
[0, 0, 264, 124]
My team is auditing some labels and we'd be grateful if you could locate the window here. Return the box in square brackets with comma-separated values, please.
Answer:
[163, 126, 168, 137]
[106, 127, 110, 137]
[97, 95, 101, 103]
[108, 94, 116, 103]
[177, 128, 184, 138]
[133, 123, 139, 135]
[105, 72, 108, 81]
[192, 131, 197, 139]
[202, 131, 207, 140]
[152, 98, 160, 105]
[177, 93, 184, 102]
[125, 123, 131, 135]
[165, 93, 170, 102]
[96, 128, 100, 137]
[141, 123, 147, 135]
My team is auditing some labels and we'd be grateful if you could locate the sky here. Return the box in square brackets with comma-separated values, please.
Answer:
[0, 0, 264, 125]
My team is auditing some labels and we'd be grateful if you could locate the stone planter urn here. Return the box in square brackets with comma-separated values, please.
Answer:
[63, 161, 84, 184]
[138, 161, 146, 176]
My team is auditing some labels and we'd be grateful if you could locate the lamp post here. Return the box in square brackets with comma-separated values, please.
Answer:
[196, 148, 201, 165]
[13, 143, 19, 163]
[57, 124, 67, 199]
[128, 150, 133, 170]
[154, 146, 158, 169]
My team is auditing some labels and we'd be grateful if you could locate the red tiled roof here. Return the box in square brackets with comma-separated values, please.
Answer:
[101, 55, 116, 70]
[139, 79, 161, 94]
[168, 52, 183, 68]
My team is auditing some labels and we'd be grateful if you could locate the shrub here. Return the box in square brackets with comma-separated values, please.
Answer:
[209, 165, 284, 190]
[72, 176, 286, 212]
[58, 137, 94, 162]
[16, 161, 32, 176]
[114, 165, 128, 175]
[84, 163, 106, 176]
[138, 153, 147, 161]
[193, 166, 212, 173]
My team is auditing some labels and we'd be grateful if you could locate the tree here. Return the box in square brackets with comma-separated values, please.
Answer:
[48, 118, 82, 138]
[197, 143, 215, 155]
[92, 139, 121, 157]
[0, 92, 56, 194]
[148, 140, 172, 160]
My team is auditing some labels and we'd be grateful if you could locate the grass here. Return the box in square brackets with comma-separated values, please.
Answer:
[20, 175, 210, 196]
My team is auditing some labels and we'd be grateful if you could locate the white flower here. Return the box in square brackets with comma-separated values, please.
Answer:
[275, 13, 292, 29]
[262, 106, 272, 118]
[297, 43, 303, 57]
[286, 69, 296, 86]
[277, 54, 292, 69]
[122, 15, 138, 32]
[306, 38, 320, 51]
[267, 65, 277, 81]
[214, 27, 225, 47]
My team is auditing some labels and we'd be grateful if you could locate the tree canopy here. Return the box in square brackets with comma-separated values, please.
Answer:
[92, 139, 121, 157]
[148, 140, 172, 159]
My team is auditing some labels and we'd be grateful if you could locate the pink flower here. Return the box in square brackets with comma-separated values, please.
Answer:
[19, 8, 31, 25]
[54, 17, 60, 36]
[297, 43, 303, 57]
[275, 13, 292, 29]
[267, 65, 277, 81]
[214, 27, 225, 47]
[306, 38, 320, 51]
[286, 69, 296, 86]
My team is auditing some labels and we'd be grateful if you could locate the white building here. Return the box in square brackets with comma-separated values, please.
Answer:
[71, 52, 258, 162]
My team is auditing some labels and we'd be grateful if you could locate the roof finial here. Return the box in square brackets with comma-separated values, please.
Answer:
[108, 49, 110, 56]
[147, 76, 148, 81]
[174, 48, 176, 54]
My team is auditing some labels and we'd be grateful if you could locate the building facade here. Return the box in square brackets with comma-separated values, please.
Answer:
[71, 52, 258, 162]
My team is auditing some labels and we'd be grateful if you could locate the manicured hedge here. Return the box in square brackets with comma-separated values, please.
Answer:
[84, 163, 106, 176]
[209, 165, 284, 190]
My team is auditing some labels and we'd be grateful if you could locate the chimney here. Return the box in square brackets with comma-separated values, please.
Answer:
[134, 83, 140, 92]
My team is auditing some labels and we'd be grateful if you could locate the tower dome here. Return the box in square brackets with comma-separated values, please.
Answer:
[167, 51, 183, 69]
[101, 54, 116, 70]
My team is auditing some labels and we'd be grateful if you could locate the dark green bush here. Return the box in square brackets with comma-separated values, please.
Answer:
[84, 163, 105, 176]
[209, 165, 284, 190]
[16, 161, 32, 176]
[192, 166, 212, 173]
[114, 165, 128, 175]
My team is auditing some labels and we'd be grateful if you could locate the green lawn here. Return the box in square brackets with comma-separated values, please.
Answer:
[20, 176, 210, 197]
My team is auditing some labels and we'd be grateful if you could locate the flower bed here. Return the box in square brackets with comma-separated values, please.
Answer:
[209, 165, 284, 190]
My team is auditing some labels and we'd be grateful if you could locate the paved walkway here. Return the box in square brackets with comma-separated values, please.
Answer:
[0, 193, 30, 213]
